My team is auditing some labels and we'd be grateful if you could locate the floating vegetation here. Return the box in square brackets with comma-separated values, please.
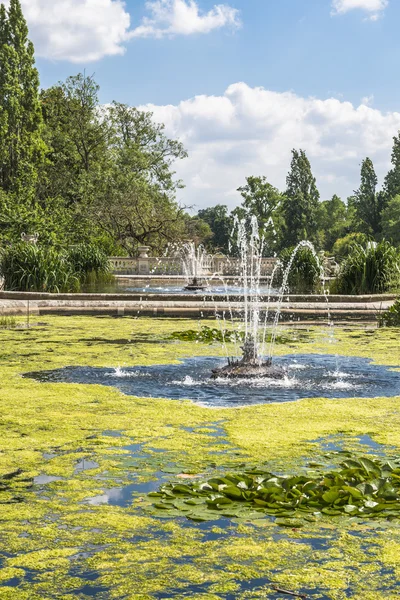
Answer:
[170, 326, 305, 346]
[0, 314, 16, 329]
[170, 326, 243, 344]
[150, 455, 400, 523]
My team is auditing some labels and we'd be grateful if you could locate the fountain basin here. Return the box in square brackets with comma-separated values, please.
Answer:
[24, 354, 400, 408]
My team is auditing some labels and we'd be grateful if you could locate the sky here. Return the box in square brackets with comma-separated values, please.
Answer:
[8, 0, 400, 211]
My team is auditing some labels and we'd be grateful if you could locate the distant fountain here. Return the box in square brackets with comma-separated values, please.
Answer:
[180, 242, 211, 291]
[211, 216, 325, 380]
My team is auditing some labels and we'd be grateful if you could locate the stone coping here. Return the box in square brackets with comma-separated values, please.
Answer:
[0, 290, 397, 303]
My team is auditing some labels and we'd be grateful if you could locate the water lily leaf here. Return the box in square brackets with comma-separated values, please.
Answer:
[344, 504, 359, 514]
[321, 508, 342, 515]
[275, 518, 304, 528]
[343, 486, 363, 500]
[322, 489, 341, 504]
[359, 458, 381, 477]
[223, 486, 243, 500]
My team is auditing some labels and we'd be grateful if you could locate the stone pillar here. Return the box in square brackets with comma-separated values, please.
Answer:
[138, 246, 150, 275]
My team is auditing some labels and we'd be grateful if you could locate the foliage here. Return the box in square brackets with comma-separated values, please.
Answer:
[353, 158, 386, 236]
[283, 149, 320, 247]
[334, 241, 400, 295]
[380, 195, 400, 246]
[150, 454, 400, 523]
[170, 326, 242, 344]
[0, 243, 79, 292]
[316, 195, 351, 251]
[332, 232, 369, 261]
[0, 0, 45, 197]
[277, 245, 321, 293]
[384, 132, 400, 201]
[379, 299, 400, 327]
[197, 205, 233, 253]
[236, 176, 285, 252]
[67, 243, 110, 280]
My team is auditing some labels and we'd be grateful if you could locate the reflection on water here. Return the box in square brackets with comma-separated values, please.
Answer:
[26, 354, 400, 408]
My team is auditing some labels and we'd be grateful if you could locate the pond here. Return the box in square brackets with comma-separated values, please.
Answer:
[26, 354, 400, 408]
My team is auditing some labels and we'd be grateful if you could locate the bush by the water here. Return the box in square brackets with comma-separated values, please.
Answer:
[379, 299, 400, 327]
[67, 244, 110, 281]
[277, 245, 321, 293]
[0, 243, 111, 293]
[334, 241, 400, 295]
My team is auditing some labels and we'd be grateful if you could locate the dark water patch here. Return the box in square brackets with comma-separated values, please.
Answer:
[25, 354, 400, 408]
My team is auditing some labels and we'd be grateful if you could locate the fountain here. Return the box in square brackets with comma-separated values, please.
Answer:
[180, 242, 210, 291]
[211, 216, 323, 380]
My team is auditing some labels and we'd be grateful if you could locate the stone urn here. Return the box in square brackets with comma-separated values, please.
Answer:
[138, 246, 150, 258]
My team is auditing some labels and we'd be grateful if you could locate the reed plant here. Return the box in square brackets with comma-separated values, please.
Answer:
[277, 246, 321, 294]
[334, 241, 400, 295]
[0, 244, 79, 293]
[67, 244, 110, 281]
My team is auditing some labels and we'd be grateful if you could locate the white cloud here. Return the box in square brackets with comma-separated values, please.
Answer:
[331, 0, 388, 20]
[131, 0, 241, 38]
[141, 84, 400, 210]
[3, 0, 133, 62]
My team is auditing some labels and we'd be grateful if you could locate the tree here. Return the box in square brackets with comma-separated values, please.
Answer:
[108, 102, 187, 198]
[283, 149, 320, 246]
[197, 205, 232, 253]
[353, 157, 385, 236]
[316, 194, 350, 251]
[384, 132, 400, 201]
[0, 0, 45, 195]
[381, 195, 400, 246]
[39, 74, 110, 208]
[93, 181, 187, 256]
[90, 102, 188, 255]
[237, 176, 285, 252]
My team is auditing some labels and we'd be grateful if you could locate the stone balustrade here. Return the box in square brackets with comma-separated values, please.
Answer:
[108, 255, 278, 276]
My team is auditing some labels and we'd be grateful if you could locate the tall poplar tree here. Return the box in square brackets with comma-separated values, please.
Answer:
[383, 132, 400, 202]
[283, 149, 320, 246]
[354, 157, 384, 236]
[0, 0, 44, 195]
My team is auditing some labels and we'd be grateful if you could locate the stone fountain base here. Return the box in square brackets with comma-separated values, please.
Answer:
[211, 360, 285, 380]
[211, 338, 286, 380]
[184, 277, 208, 291]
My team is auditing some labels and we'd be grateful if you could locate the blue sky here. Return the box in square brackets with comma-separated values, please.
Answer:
[13, 0, 400, 209]
[36, 0, 399, 110]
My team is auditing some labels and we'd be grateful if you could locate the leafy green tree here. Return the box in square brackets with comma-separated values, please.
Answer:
[90, 103, 188, 255]
[237, 176, 285, 252]
[108, 102, 187, 198]
[283, 149, 320, 247]
[316, 195, 350, 251]
[0, 0, 45, 195]
[384, 132, 400, 201]
[380, 195, 400, 246]
[197, 205, 232, 253]
[353, 157, 385, 236]
[39, 74, 110, 208]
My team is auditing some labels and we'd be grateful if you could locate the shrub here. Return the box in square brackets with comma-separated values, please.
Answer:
[277, 245, 322, 294]
[0, 244, 79, 293]
[379, 299, 400, 327]
[332, 233, 369, 261]
[67, 243, 110, 280]
[334, 241, 400, 295]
